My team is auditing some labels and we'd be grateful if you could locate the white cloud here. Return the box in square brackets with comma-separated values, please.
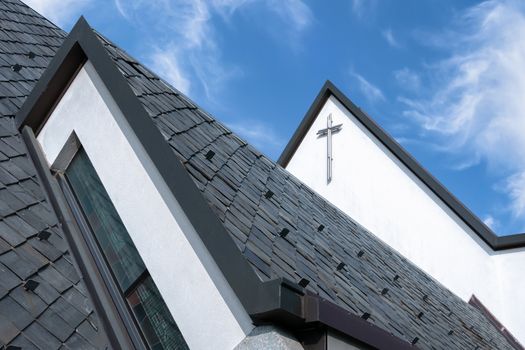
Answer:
[382, 28, 400, 47]
[227, 120, 285, 158]
[351, 0, 376, 18]
[150, 49, 191, 95]
[115, 0, 312, 98]
[23, 0, 90, 27]
[483, 215, 498, 230]
[399, 0, 525, 222]
[394, 68, 421, 91]
[505, 172, 525, 218]
[351, 71, 385, 102]
[268, 0, 312, 33]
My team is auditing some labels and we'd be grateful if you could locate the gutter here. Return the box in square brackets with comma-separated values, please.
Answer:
[247, 278, 414, 350]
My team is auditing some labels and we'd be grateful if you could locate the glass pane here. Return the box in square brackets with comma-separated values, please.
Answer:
[66, 148, 146, 292]
[128, 276, 188, 350]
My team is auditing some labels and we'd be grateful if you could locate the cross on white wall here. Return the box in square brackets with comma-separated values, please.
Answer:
[317, 113, 342, 183]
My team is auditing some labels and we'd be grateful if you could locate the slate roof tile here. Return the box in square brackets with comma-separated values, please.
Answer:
[0, 0, 516, 348]
[9, 285, 46, 318]
[0, 249, 36, 279]
[30, 274, 60, 304]
[97, 29, 519, 350]
[9, 334, 38, 349]
[62, 332, 97, 350]
[37, 265, 73, 293]
[4, 213, 38, 238]
[38, 308, 75, 342]
[22, 322, 61, 350]
[0, 314, 19, 345]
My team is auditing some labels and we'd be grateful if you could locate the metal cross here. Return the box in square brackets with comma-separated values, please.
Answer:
[317, 113, 342, 183]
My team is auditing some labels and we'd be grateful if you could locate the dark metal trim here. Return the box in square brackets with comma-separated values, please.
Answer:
[16, 18, 414, 350]
[277, 80, 525, 251]
[21, 127, 134, 350]
[303, 293, 413, 350]
[58, 172, 147, 350]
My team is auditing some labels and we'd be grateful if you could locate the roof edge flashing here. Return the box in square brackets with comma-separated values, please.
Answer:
[278, 80, 525, 251]
[15, 16, 92, 131]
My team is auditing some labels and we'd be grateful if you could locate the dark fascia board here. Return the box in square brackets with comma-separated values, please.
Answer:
[15, 18, 413, 349]
[278, 80, 525, 251]
[303, 293, 414, 350]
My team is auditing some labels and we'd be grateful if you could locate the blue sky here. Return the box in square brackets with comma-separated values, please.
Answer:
[25, 0, 525, 235]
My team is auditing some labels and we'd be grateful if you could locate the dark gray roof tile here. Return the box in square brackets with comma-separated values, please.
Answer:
[75, 318, 99, 347]
[37, 308, 74, 342]
[62, 286, 93, 316]
[0, 314, 19, 344]
[37, 265, 72, 293]
[0, 220, 24, 245]
[0, 235, 9, 253]
[15, 242, 47, 269]
[49, 296, 87, 329]
[0, 260, 19, 291]
[98, 31, 518, 349]
[31, 274, 60, 304]
[22, 322, 61, 350]
[62, 332, 96, 350]
[0, 295, 32, 330]
[0, 249, 37, 279]
[9, 334, 39, 349]
[28, 236, 62, 262]
[9, 285, 46, 317]
[53, 255, 80, 284]
[4, 214, 38, 238]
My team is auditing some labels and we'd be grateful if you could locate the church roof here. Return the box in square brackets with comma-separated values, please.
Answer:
[1, 0, 520, 349]
[278, 81, 525, 251]
[98, 35, 519, 350]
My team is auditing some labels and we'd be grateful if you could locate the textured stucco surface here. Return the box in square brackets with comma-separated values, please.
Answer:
[234, 326, 303, 350]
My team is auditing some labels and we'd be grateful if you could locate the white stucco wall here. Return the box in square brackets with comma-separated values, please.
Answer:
[286, 95, 525, 342]
[37, 61, 254, 349]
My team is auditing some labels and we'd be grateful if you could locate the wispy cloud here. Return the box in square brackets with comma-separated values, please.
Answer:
[268, 0, 312, 33]
[115, 0, 312, 99]
[505, 172, 525, 220]
[227, 120, 285, 158]
[351, 71, 385, 102]
[393, 68, 421, 91]
[150, 49, 191, 95]
[382, 28, 400, 48]
[350, 0, 376, 18]
[399, 0, 525, 221]
[483, 215, 499, 230]
[23, 0, 90, 27]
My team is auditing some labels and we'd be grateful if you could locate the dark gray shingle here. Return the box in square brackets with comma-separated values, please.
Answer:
[97, 30, 518, 350]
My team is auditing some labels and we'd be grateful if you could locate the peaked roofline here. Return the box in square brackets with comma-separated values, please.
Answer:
[15, 18, 414, 349]
[278, 80, 525, 251]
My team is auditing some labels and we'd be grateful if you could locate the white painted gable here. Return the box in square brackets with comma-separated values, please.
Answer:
[285, 94, 525, 342]
[37, 61, 254, 350]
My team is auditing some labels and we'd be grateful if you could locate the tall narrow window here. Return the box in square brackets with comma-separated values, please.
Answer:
[64, 148, 188, 350]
